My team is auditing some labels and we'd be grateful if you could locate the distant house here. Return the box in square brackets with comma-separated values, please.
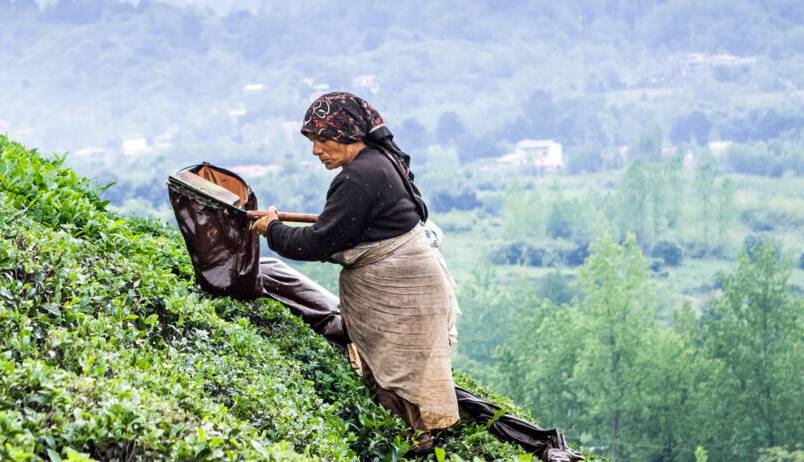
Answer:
[677, 53, 756, 78]
[708, 141, 733, 156]
[497, 139, 564, 173]
[630, 53, 757, 88]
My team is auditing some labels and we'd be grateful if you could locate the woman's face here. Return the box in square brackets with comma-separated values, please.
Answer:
[307, 134, 359, 170]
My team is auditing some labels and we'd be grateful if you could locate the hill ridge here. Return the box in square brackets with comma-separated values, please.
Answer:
[0, 135, 567, 461]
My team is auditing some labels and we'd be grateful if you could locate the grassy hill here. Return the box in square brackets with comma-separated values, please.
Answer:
[0, 134, 573, 461]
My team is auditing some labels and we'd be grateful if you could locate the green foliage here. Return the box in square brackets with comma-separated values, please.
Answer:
[726, 140, 804, 177]
[546, 193, 594, 243]
[631, 126, 663, 163]
[610, 160, 683, 249]
[490, 240, 589, 268]
[571, 235, 656, 460]
[651, 240, 683, 266]
[698, 242, 804, 459]
[501, 182, 540, 240]
[489, 230, 803, 462]
[692, 164, 736, 256]
[694, 446, 708, 462]
[489, 241, 549, 267]
[455, 264, 518, 365]
[758, 447, 804, 462]
[0, 136, 533, 460]
[537, 271, 577, 306]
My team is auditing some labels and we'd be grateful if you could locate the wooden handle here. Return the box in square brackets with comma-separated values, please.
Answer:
[247, 210, 318, 223]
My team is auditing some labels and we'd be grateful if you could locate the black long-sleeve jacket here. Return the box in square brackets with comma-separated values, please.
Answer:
[265, 147, 423, 261]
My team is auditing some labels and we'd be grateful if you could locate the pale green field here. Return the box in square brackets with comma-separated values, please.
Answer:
[436, 171, 804, 313]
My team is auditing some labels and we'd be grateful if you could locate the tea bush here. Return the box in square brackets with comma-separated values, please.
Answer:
[0, 136, 544, 461]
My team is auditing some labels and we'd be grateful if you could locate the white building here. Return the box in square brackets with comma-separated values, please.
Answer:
[708, 141, 733, 155]
[498, 139, 564, 173]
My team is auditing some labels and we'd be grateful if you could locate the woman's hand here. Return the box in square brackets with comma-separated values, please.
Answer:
[249, 206, 279, 235]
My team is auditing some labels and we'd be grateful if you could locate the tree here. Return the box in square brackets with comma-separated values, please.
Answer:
[670, 111, 712, 146]
[497, 234, 664, 460]
[715, 178, 735, 254]
[493, 299, 587, 439]
[564, 144, 604, 174]
[429, 188, 481, 213]
[547, 200, 575, 239]
[631, 325, 697, 462]
[502, 181, 541, 240]
[651, 240, 683, 266]
[612, 161, 653, 246]
[546, 193, 593, 243]
[571, 234, 655, 461]
[631, 125, 663, 163]
[456, 135, 499, 163]
[700, 243, 804, 460]
[694, 164, 717, 253]
[611, 161, 677, 248]
[538, 270, 577, 305]
[456, 263, 524, 365]
[693, 164, 734, 255]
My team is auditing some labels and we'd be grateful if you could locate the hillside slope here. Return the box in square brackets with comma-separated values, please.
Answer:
[0, 135, 556, 461]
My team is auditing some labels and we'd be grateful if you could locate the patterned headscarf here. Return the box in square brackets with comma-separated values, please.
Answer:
[301, 91, 414, 179]
[301, 91, 383, 144]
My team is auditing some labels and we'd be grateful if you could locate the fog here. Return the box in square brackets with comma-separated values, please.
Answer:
[1, 1, 802, 460]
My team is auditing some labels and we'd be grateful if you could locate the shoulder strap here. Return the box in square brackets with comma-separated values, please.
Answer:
[379, 149, 429, 222]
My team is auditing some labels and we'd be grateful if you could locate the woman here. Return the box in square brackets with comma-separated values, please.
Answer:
[250, 92, 459, 453]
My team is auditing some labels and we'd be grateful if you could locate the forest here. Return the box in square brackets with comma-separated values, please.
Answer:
[1, 0, 803, 461]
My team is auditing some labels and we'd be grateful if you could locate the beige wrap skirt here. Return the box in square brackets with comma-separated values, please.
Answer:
[331, 224, 460, 429]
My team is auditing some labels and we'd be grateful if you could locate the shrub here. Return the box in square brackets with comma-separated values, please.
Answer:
[538, 271, 577, 305]
[546, 197, 591, 243]
[490, 241, 549, 267]
[547, 204, 574, 239]
[0, 135, 541, 461]
[564, 144, 604, 174]
[430, 188, 482, 213]
[741, 207, 803, 233]
[651, 240, 683, 266]
[743, 235, 781, 263]
[740, 208, 776, 232]
[563, 242, 590, 267]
